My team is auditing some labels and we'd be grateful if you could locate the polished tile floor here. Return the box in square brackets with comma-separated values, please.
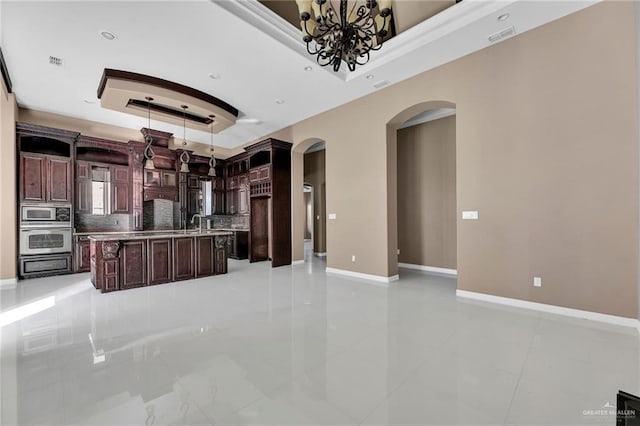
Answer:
[1, 251, 638, 425]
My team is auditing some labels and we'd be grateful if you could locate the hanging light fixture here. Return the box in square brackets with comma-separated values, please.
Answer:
[208, 116, 216, 177]
[179, 105, 190, 173]
[295, 0, 392, 72]
[143, 96, 156, 170]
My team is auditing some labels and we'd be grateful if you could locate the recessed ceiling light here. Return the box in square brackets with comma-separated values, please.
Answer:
[275, 99, 285, 105]
[497, 13, 510, 21]
[304, 66, 313, 72]
[100, 31, 117, 40]
[208, 73, 221, 80]
[366, 74, 375, 80]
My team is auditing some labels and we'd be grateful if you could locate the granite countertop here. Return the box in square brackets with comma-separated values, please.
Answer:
[213, 228, 250, 232]
[87, 230, 232, 241]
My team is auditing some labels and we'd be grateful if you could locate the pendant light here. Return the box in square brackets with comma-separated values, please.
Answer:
[179, 105, 190, 173]
[208, 116, 216, 177]
[143, 97, 156, 170]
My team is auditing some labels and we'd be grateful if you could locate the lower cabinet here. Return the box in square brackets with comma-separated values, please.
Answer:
[174, 237, 195, 281]
[227, 231, 249, 260]
[74, 236, 91, 272]
[91, 234, 230, 293]
[148, 239, 172, 285]
[120, 240, 147, 290]
[215, 236, 228, 274]
[196, 236, 215, 277]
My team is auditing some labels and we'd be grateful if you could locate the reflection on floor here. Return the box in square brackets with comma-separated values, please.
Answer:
[1, 256, 638, 425]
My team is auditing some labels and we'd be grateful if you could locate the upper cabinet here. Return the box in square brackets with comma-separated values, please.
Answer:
[17, 123, 77, 204]
[20, 153, 71, 203]
[74, 136, 132, 215]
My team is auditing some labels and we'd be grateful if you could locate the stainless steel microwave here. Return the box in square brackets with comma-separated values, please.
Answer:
[20, 204, 72, 228]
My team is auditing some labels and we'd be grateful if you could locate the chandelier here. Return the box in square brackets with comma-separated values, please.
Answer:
[295, 0, 392, 72]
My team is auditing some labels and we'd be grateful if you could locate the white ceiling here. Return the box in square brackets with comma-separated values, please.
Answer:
[1, 0, 598, 149]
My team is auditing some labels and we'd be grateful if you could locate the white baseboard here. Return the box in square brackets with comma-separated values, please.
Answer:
[326, 267, 399, 284]
[398, 263, 457, 276]
[0, 278, 17, 289]
[456, 289, 639, 330]
[314, 252, 327, 257]
[291, 260, 305, 265]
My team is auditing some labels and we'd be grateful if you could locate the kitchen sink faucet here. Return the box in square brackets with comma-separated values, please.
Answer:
[191, 214, 202, 233]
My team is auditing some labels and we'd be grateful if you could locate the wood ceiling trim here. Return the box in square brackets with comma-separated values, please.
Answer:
[97, 68, 239, 118]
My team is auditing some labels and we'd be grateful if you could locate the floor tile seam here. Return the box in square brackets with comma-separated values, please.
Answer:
[170, 379, 218, 426]
[502, 317, 542, 426]
[354, 351, 435, 426]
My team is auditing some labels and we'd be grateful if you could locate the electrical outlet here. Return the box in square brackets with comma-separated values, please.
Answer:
[397, 249, 400, 255]
[533, 277, 542, 287]
[351, 255, 356, 262]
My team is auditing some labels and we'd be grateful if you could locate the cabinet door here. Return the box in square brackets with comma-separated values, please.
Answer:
[196, 236, 215, 277]
[76, 162, 91, 213]
[144, 170, 161, 186]
[112, 183, 130, 214]
[238, 186, 249, 214]
[250, 197, 269, 262]
[20, 154, 46, 202]
[174, 237, 195, 281]
[187, 189, 200, 218]
[120, 240, 147, 289]
[213, 191, 225, 214]
[75, 237, 92, 273]
[148, 239, 172, 285]
[187, 174, 200, 189]
[48, 157, 71, 202]
[111, 166, 129, 184]
[162, 171, 177, 188]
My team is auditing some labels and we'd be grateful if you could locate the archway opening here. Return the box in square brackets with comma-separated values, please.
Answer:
[292, 138, 327, 265]
[386, 101, 457, 277]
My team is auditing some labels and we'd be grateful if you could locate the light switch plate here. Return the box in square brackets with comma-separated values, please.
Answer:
[462, 211, 479, 220]
[533, 277, 542, 287]
[328, 213, 337, 220]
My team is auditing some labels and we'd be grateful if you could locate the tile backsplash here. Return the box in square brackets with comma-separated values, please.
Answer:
[211, 215, 249, 229]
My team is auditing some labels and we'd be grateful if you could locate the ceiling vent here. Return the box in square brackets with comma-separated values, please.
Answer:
[49, 56, 63, 66]
[488, 26, 516, 43]
[373, 80, 390, 89]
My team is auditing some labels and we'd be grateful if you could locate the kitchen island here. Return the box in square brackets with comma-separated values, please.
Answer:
[89, 230, 232, 293]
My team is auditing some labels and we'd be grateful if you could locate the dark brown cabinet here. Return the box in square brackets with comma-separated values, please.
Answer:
[148, 239, 172, 285]
[120, 240, 147, 290]
[20, 153, 71, 203]
[227, 231, 249, 260]
[48, 157, 72, 202]
[251, 198, 269, 262]
[74, 236, 91, 273]
[76, 162, 91, 214]
[215, 236, 228, 274]
[174, 237, 195, 281]
[20, 153, 46, 202]
[196, 236, 215, 277]
[111, 166, 130, 214]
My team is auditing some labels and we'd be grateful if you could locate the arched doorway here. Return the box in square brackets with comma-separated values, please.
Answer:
[386, 101, 457, 277]
[292, 138, 327, 264]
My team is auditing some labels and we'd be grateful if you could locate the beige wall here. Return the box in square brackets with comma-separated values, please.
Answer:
[0, 75, 17, 280]
[304, 149, 326, 254]
[397, 115, 456, 269]
[285, 1, 638, 318]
